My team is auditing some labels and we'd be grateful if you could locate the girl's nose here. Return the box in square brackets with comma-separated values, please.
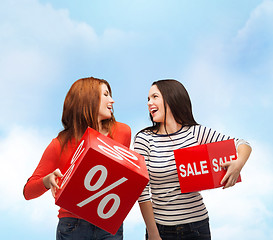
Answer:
[109, 96, 114, 103]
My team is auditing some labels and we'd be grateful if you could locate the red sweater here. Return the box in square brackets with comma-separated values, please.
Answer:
[24, 122, 131, 219]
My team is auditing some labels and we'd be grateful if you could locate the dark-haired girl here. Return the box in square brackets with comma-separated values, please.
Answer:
[134, 79, 251, 240]
[24, 77, 131, 240]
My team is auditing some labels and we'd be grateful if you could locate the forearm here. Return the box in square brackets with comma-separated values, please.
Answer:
[236, 143, 252, 170]
[139, 201, 161, 239]
[23, 178, 48, 200]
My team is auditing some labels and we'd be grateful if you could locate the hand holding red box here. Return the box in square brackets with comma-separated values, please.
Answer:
[174, 139, 241, 193]
[55, 127, 149, 235]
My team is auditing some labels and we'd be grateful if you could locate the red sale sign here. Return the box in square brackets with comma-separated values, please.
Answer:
[55, 127, 149, 235]
[174, 139, 241, 193]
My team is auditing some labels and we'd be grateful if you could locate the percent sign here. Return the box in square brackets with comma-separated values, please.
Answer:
[77, 137, 140, 219]
[77, 165, 127, 219]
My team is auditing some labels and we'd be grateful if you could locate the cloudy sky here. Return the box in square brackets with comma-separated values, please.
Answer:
[1, 0, 273, 239]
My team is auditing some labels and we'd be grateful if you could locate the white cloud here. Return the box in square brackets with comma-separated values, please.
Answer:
[0, 0, 138, 78]
[0, 0, 138, 130]
[0, 126, 44, 203]
[236, 0, 273, 41]
[182, 0, 273, 133]
[0, 126, 58, 230]
[0, 0, 97, 87]
[232, 0, 273, 79]
[0, 0, 98, 47]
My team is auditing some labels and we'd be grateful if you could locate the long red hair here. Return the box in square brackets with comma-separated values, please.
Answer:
[58, 77, 115, 149]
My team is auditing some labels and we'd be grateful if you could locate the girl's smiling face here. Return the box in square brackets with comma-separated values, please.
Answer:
[98, 83, 114, 122]
[148, 85, 165, 123]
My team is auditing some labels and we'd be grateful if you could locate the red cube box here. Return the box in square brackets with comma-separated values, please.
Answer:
[55, 127, 149, 235]
[174, 139, 241, 193]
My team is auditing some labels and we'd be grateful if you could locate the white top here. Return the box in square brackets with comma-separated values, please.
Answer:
[134, 124, 249, 225]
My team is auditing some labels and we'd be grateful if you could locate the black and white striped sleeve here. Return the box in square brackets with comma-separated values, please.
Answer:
[192, 125, 250, 149]
[133, 131, 151, 202]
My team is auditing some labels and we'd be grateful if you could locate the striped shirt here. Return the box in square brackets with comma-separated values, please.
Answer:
[134, 124, 249, 226]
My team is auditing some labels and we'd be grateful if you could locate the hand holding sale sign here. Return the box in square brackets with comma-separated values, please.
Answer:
[174, 139, 241, 193]
[55, 127, 149, 234]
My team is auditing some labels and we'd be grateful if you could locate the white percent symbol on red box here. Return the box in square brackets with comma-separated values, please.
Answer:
[77, 165, 127, 219]
[76, 137, 140, 219]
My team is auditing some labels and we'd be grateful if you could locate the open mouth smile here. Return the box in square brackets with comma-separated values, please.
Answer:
[150, 107, 158, 115]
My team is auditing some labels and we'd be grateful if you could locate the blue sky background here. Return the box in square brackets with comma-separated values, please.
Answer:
[1, 0, 273, 239]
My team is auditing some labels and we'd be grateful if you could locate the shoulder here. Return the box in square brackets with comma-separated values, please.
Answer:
[188, 124, 213, 138]
[134, 129, 152, 143]
[39, 137, 62, 162]
[133, 130, 152, 154]
[46, 137, 61, 153]
[187, 124, 204, 134]
[112, 122, 131, 135]
[111, 122, 131, 148]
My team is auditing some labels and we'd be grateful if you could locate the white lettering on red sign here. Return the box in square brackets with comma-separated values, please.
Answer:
[212, 155, 236, 172]
[179, 155, 237, 177]
[60, 140, 85, 188]
[179, 161, 209, 177]
[97, 137, 140, 169]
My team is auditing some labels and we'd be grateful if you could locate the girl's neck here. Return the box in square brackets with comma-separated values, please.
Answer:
[157, 106, 182, 135]
[158, 120, 182, 135]
[99, 122, 109, 136]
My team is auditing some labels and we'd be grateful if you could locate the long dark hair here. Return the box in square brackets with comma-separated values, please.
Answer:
[144, 79, 198, 134]
[58, 77, 116, 149]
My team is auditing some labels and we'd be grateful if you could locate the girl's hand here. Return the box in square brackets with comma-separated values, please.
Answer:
[220, 160, 242, 189]
[43, 169, 63, 198]
[221, 143, 252, 189]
